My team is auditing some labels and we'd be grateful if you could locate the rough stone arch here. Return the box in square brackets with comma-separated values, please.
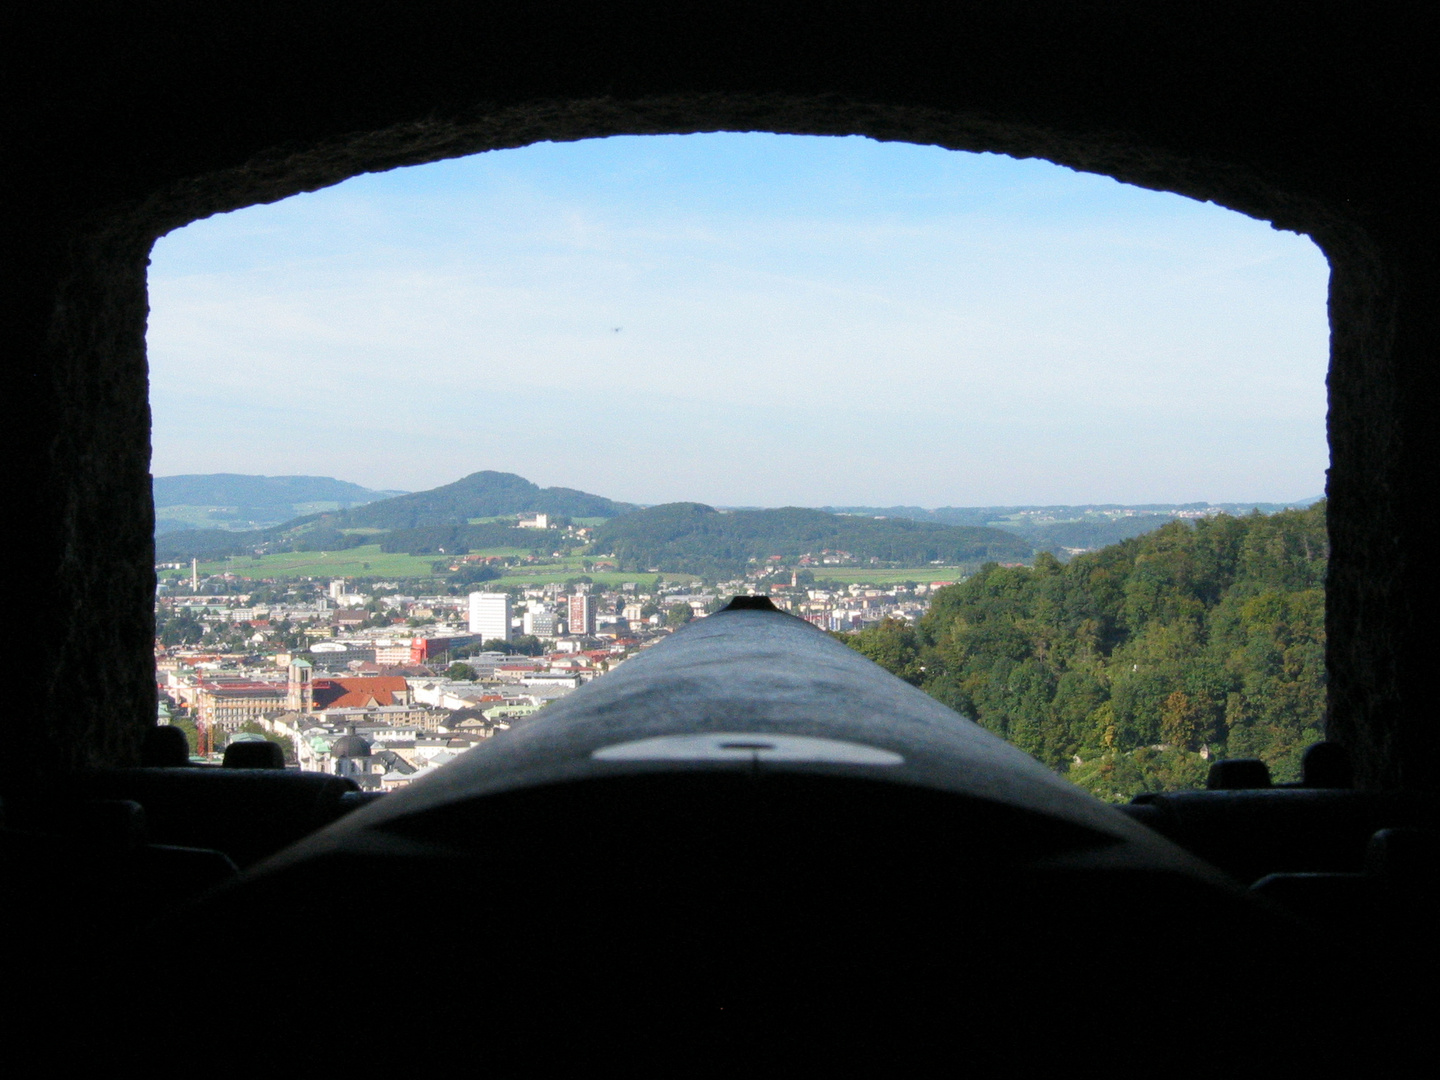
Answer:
[6, 2, 1434, 791]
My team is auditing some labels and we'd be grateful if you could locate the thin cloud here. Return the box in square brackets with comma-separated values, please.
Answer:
[147, 134, 1329, 504]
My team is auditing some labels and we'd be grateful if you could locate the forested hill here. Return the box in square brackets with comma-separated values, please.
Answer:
[590, 503, 1032, 577]
[155, 470, 636, 560]
[841, 502, 1328, 800]
[343, 471, 635, 529]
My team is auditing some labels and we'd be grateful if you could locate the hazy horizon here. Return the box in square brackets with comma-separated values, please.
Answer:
[147, 133, 1330, 506]
[151, 467, 1323, 512]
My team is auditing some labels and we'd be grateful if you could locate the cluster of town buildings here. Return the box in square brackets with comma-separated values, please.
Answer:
[156, 572, 943, 789]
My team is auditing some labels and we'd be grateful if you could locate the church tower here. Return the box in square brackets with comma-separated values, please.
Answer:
[287, 657, 314, 713]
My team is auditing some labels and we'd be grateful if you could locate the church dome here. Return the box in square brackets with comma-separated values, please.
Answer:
[330, 729, 372, 759]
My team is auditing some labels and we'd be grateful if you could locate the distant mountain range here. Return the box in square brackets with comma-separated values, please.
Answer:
[153, 474, 406, 534]
[152, 470, 1323, 576]
[154, 470, 643, 564]
[822, 499, 1324, 551]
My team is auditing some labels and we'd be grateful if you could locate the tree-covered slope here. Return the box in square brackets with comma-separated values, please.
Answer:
[591, 503, 1033, 576]
[155, 528, 263, 561]
[842, 503, 1328, 799]
[344, 471, 634, 529]
[1018, 515, 1177, 552]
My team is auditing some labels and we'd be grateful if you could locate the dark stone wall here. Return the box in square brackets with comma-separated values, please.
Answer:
[1325, 223, 1440, 790]
[4, 2, 1436, 790]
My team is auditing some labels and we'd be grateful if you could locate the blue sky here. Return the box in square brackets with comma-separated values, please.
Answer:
[147, 133, 1329, 506]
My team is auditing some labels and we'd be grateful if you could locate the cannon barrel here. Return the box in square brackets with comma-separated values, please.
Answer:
[260, 604, 1230, 878]
[141, 606, 1347, 1065]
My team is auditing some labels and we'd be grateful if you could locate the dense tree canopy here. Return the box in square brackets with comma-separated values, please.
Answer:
[591, 503, 1031, 577]
[156, 611, 206, 647]
[448, 563, 503, 587]
[841, 504, 1327, 800]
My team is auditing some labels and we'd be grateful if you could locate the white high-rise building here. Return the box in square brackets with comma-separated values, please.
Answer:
[469, 592, 512, 642]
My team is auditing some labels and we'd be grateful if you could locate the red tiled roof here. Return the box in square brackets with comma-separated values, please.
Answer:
[311, 675, 409, 710]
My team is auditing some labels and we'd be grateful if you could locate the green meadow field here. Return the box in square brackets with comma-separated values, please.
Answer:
[184, 545, 700, 586]
[179, 543, 963, 587]
[190, 545, 438, 579]
[180, 542, 963, 588]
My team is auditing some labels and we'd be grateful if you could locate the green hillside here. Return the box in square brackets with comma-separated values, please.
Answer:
[841, 502, 1328, 799]
[1020, 515, 1176, 551]
[344, 470, 635, 529]
[590, 503, 1033, 577]
[156, 528, 264, 561]
[154, 470, 633, 562]
[163, 471, 1313, 589]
